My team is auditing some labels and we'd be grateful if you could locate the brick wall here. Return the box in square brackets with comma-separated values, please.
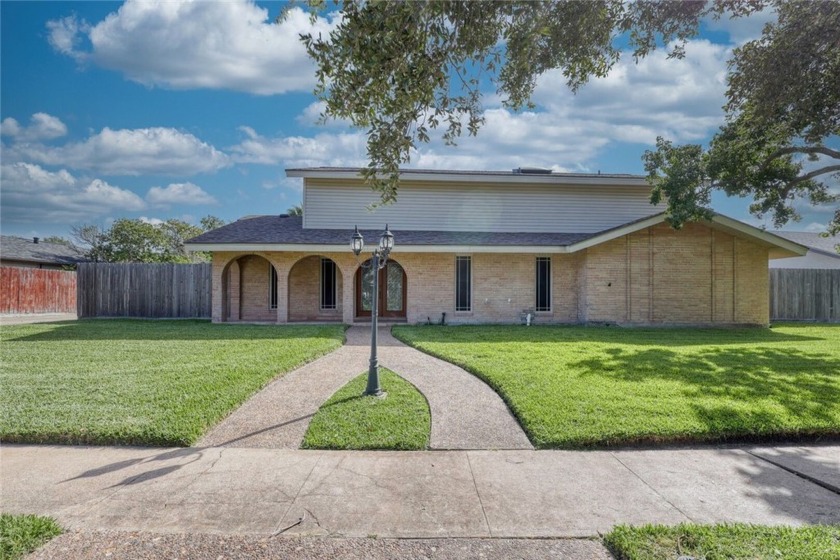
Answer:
[210, 222, 771, 325]
[288, 255, 343, 321]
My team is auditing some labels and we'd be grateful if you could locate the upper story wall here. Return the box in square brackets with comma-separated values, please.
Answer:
[302, 178, 661, 233]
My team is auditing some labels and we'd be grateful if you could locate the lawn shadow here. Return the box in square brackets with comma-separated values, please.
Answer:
[3, 319, 347, 342]
[574, 345, 840, 438]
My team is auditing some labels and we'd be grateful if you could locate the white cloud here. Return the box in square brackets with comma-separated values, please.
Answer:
[704, 7, 777, 45]
[1, 113, 68, 142]
[230, 126, 368, 167]
[146, 182, 217, 206]
[138, 216, 165, 225]
[0, 162, 146, 224]
[47, 1, 337, 95]
[8, 126, 229, 176]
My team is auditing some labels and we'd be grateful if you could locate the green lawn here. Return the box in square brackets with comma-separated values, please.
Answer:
[0, 320, 345, 446]
[0, 514, 62, 560]
[604, 523, 840, 560]
[393, 324, 840, 448]
[302, 368, 430, 450]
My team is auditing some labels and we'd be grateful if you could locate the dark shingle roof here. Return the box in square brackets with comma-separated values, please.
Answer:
[772, 231, 840, 257]
[0, 236, 86, 265]
[186, 215, 595, 247]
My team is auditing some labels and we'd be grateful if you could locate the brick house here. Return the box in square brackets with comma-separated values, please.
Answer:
[185, 167, 806, 326]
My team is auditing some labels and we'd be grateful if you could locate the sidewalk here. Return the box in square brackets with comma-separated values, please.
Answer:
[3, 444, 838, 538]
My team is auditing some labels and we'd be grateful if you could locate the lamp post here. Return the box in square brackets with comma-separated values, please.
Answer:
[351, 224, 394, 397]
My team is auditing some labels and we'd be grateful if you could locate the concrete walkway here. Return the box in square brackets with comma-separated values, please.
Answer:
[199, 326, 531, 450]
[3, 444, 839, 538]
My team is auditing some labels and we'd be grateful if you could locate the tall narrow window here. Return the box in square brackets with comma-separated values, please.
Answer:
[269, 265, 278, 309]
[536, 257, 551, 312]
[455, 256, 472, 312]
[320, 258, 337, 310]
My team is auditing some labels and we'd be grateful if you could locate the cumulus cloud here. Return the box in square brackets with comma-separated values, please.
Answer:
[704, 7, 777, 45]
[0, 162, 146, 224]
[146, 182, 217, 206]
[47, 1, 337, 95]
[231, 126, 368, 167]
[7, 126, 229, 176]
[1, 113, 68, 142]
[138, 216, 165, 225]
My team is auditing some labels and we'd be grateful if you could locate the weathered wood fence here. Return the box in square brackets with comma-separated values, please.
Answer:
[0, 266, 77, 314]
[77, 263, 211, 318]
[770, 269, 840, 322]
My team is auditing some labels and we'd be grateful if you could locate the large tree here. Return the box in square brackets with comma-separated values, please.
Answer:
[71, 216, 226, 263]
[301, 0, 839, 233]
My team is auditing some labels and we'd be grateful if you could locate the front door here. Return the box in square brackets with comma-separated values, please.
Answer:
[355, 260, 406, 319]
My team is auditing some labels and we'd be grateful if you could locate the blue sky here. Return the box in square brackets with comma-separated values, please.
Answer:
[0, 0, 833, 239]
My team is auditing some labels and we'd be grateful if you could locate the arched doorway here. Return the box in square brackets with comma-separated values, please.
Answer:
[355, 259, 406, 320]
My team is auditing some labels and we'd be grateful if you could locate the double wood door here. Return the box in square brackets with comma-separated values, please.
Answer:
[355, 260, 406, 319]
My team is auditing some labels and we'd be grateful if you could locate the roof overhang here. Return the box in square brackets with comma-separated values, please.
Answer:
[185, 213, 809, 257]
[285, 168, 650, 187]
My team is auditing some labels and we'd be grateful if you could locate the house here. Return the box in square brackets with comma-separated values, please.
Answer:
[0, 236, 85, 269]
[185, 167, 806, 326]
[768, 231, 840, 269]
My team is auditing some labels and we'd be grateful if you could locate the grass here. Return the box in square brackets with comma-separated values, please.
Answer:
[0, 514, 62, 560]
[0, 319, 345, 446]
[604, 523, 840, 560]
[302, 368, 430, 450]
[392, 323, 840, 448]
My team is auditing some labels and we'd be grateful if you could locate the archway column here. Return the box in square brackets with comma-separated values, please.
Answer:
[265, 253, 292, 323]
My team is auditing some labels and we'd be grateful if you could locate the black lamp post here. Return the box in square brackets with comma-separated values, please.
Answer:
[352, 224, 394, 396]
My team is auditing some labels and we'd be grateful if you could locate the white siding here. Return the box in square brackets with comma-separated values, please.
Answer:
[304, 180, 661, 233]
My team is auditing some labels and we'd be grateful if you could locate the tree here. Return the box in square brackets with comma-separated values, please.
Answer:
[70, 216, 226, 263]
[42, 236, 75, 247]
[301, 0, 839, 233]
[286, 205, 303, 216]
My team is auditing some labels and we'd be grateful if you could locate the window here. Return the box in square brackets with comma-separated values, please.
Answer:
[269, 265, 278, 309]
[320, 258, 337, 310]
[536, 257, 551, 312]
[455, 256, 472, 312]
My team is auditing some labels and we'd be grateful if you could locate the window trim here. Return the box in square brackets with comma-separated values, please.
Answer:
[320, 258, 337, 311]
[536, 256, 552, 313]
[269, 265, 278, 310]
[455, 255, 472, 313]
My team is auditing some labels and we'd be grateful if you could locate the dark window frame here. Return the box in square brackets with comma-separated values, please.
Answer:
[536, 256, 551, 312]
[455, 255, 472, 312]
[320, 258, 337, 310]
[269, 265, 278, 310]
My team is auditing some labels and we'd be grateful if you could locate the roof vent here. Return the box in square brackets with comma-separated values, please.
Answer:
[513, 167, 553, 175]
[33, 237, 39, 244]
[279, 214, 289, 218]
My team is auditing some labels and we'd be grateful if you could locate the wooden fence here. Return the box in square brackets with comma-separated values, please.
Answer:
[77, 263, 211, 318]
[0, 266, 77, 314]
[770, 269, 840, 322]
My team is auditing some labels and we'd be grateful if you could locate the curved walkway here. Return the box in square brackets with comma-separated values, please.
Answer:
[198, 326, 532, 450]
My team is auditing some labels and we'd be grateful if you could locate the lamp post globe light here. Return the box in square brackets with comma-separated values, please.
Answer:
[351, 224, 394, 397]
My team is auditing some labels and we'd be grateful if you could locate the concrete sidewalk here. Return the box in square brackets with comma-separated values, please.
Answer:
[3, 444, 838, 539]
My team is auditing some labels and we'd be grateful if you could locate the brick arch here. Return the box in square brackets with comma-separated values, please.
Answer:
[220, 254, 278, 322]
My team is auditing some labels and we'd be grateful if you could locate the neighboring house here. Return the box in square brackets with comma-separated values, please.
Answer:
[185, 167, 806, 326]
[768, 231, 840, 269]
[0, 236, 86, 269]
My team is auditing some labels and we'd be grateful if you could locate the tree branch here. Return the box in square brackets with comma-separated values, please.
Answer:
[789, 164, 840, 187]
[762, 146, 840, 168]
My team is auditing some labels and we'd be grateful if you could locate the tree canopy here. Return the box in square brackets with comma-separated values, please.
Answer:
[301, 0, 839, 234]
[70, 216, 226, 263]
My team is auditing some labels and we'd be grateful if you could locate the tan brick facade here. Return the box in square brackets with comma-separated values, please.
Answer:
[210, 222, 771, 326]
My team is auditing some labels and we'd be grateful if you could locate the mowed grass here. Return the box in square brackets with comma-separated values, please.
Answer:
[302, 368, 430, 450]
[604, 523, 840, 560]
[0, 320, 345, 446]
[393, 324, 840, 448]
[0, 514, 62, 560]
